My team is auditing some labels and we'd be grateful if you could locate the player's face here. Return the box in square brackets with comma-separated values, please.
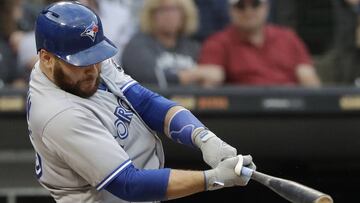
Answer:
[230, 0, 268, 33]
[53, 59, 101, 98]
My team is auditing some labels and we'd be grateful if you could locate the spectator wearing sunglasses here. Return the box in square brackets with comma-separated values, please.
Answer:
[199, 0, 321, 87]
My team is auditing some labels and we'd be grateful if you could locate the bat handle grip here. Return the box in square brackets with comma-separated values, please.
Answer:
[241, 167, 254, 177]
[234, 155, 254, 177]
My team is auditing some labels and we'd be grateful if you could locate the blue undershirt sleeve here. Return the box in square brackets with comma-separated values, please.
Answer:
[104, 163, 170, 202]
[123, 83, 177, 133]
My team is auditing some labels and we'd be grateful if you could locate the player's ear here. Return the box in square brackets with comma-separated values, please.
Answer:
[39, 49, 56, 69]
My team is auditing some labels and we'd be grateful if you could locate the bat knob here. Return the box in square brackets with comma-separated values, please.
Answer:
[234, 155, 254, 177]
[241, 167, 254, 177]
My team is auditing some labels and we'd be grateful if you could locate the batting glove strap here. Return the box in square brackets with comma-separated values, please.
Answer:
[192, 129, 216, 148]
[204, 170, 226, 191]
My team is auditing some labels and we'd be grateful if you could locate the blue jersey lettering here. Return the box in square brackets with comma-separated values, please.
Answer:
[113, 98, 133, 139]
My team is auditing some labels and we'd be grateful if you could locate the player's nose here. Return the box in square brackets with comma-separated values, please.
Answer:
[84, 64, 98, 75]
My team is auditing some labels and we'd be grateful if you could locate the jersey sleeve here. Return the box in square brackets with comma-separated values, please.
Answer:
[101, 59, 138, 93]
[42, 107, 130, 190]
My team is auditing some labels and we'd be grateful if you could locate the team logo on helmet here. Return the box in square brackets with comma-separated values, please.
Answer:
[81, 21, 99, 42]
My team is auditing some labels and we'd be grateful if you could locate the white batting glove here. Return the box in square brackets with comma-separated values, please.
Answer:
[193, 129, 237, 168]
[204, 155, 254, 190]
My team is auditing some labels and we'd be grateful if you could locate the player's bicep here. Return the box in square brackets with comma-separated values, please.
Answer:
[42, 108, 129, 189]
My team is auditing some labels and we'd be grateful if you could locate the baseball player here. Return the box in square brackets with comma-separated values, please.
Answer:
[27, 2, 256, 203]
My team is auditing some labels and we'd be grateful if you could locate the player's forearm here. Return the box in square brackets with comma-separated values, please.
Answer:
[104, 163, 205, 201]
[166, 169, 205, 200]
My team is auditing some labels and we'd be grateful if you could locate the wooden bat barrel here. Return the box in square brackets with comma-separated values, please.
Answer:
[250, 170, 334, 203]
[235, 156, 334, 203]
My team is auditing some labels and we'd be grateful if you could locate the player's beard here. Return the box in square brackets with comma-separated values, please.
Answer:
[53, 62, 100, 98]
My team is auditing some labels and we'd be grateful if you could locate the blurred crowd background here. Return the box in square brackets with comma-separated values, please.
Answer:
[1, 1, 360, 202]
[1, 0, 360, 89]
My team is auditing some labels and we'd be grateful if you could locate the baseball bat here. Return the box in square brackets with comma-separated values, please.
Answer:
[235, 157, 333, 203]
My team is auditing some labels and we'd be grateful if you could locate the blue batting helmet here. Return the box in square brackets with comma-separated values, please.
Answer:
[35, 1, 117, 66]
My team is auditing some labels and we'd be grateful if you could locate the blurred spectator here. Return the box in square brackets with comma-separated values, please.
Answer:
[0, 0, 26, 88]
[199, 0, 321, 87]
[123, 0, 230, 42]
[192, 0, 230, 42]
[17, 0, 43, 32]
[317, 0, 360, 85]
[14, 0, 56, 83]
[122, 0, 224, 88]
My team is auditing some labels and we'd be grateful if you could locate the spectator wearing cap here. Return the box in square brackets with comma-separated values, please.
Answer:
[192, 0, 230, 42]
[199, 0, 321, 87]
[122, 0, 224, 88]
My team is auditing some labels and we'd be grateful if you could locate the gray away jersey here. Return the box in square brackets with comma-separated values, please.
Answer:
[27, 59, 165, 203]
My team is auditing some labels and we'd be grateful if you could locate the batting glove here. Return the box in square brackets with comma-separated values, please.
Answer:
[193, 130, 237, 168]
[204, 155, 255, 190]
